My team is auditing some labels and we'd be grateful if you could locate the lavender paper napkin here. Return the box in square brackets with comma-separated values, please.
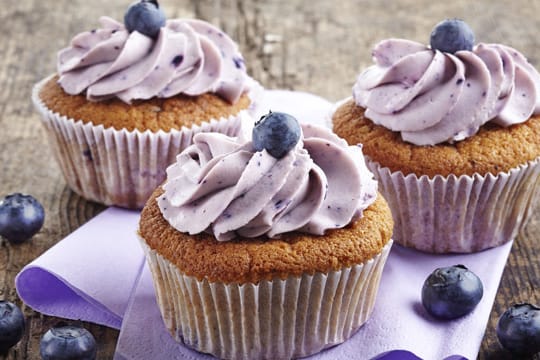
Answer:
[113, 238, 511, 360]
[15, 208, 145, 330]
[16, 90, 513, 359]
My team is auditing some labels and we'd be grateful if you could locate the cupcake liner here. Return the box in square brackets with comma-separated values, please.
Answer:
[32, 75, 258, 209]
[368, 157, 540, 253]
[140, 238, 393, 360]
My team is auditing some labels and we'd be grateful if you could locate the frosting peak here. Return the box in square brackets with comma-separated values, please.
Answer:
[57, 16, 248, 104]
[158, 124, 378, 241]
[353, 39, 540, 145]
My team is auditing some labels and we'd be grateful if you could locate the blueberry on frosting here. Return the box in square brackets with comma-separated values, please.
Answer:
[158, 123, 378, 241]
[58, 16, 249, 104]
[353, 25, 540, 145]
[430, 19, 475, 53]
[124, 0, 166, 38]
[252, 111, 301, 159]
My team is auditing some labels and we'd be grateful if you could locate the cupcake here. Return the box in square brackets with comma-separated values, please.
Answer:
[138, 112, 393, 359]
[333, 19, 540, 253]
[32, 0, 261, 209]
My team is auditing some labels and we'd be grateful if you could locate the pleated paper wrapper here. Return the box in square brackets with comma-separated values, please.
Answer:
[368, 157, 540, 253]
[141, 239, 393, 360]
[32, 75, 260, 209]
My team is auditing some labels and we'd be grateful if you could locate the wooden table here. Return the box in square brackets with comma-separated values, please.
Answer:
[1, 0, 539, 359]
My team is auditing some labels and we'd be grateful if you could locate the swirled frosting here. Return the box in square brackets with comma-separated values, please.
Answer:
[57, 16, 249, 104]
[157, 124, 378, 241]
[353, 39, 540, 145]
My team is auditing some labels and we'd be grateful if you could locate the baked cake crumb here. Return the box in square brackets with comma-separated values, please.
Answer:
[139, 187, 394, 284]
[39, 76, 251, 132]
[333, 99, 540, 177]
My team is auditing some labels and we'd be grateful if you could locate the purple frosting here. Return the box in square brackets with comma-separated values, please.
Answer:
[158, 124, 378, 241]
[57, 17, 249, 104]
[353, 39, 540, 145]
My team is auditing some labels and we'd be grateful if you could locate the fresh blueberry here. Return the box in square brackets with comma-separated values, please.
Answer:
[430, 19, 475, 53]
[421, 264, 483, 320]
[40, 324, 97, 360]
[252, 111, 301, 159]
[0, 301, 25, 354]
[0, 193, 45, 244]
[496, 303, 540, 355]
[124, 0, 166, 38]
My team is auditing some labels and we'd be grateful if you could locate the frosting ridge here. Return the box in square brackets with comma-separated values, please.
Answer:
[158, 124, 378, 241]
[353, 39, 540, 145]
[57, 16, 248, 104]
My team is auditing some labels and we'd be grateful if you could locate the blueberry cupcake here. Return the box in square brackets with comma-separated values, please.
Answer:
[139, 112, 394, 359]
[32, 0, 261, 209]
[333, 19, 540, 253]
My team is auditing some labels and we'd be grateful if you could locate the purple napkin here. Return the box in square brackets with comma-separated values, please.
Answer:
[16, 91, 513, 359]
[113, 233, 511, 360]
[16, 207, 145, 329]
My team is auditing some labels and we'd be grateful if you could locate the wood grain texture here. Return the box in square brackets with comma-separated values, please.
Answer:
[0, 0, 538, 359]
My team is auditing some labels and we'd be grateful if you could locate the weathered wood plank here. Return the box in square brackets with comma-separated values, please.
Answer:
[0, 0, 538, 359]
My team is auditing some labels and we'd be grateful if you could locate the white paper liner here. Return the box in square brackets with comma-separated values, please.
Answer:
[368, 157, 540, 253]
[32, 75, 260, 209]
[140, 239, 392, 360]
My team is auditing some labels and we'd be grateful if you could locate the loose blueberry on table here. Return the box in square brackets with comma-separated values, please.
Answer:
[124, 0, 166, 38]
[430, 18, 475, 53]
[0, 301, 25, 354]
[0, 193, 45, 244]
[40, 324, 97, 360]
[496, 303, 540, 356]
[421, 264, 483, 320]
[252, 111, 302, 159]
